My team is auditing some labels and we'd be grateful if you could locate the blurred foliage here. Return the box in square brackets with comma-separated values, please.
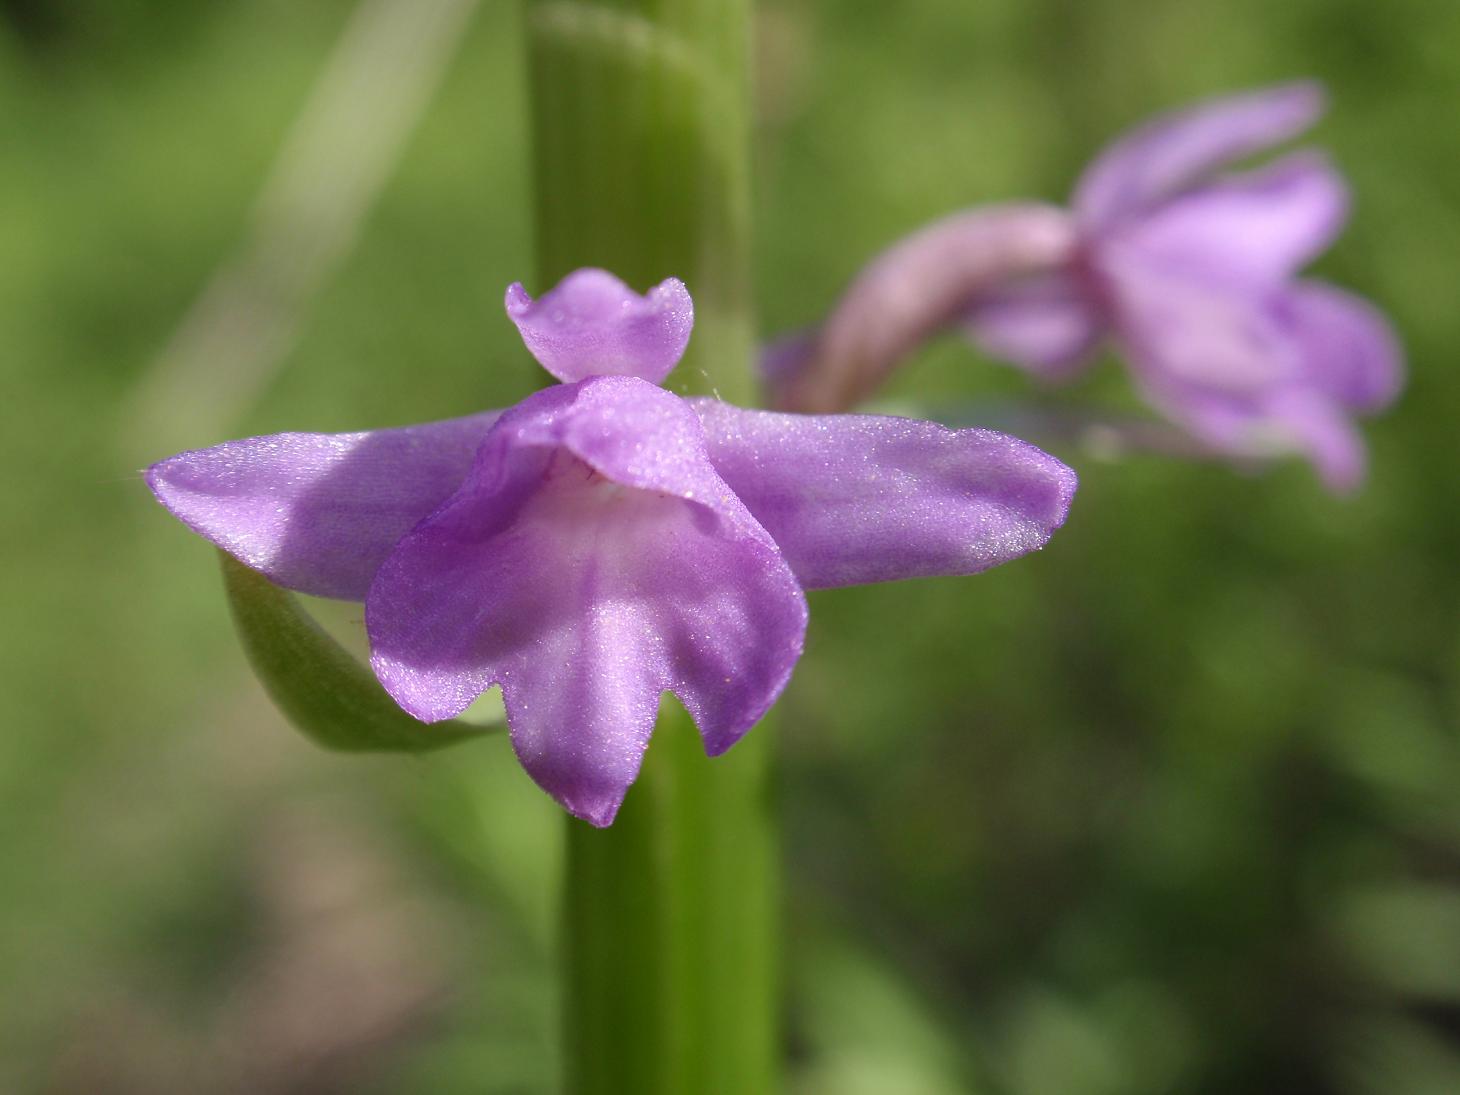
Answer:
[2, 0, 1458, 1092]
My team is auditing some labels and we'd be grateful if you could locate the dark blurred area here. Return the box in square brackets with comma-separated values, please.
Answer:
[3, 0, 1458, 1092]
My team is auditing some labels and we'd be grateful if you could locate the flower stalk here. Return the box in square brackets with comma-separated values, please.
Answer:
[772, 203, 1077, 414]
[521, 0, 774, 1090]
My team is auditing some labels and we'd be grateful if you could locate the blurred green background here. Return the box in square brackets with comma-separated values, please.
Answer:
[4, 0, 1458, 1091]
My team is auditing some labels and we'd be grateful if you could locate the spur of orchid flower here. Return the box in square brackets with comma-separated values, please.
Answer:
[785, 82, 1402, 491]
[147, 269, 1076, 825]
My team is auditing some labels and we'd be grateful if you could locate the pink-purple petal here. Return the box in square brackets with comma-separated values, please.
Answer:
[1263, 386, 1368, 492]
[1113, 151, 1349, 284]
[1102, 248, 1302, 393]
[1074, 81, 1326, 229]
[690, 400, 1078, 590]
[1117, 320, 1372, 491]
[505, 268, 694, 385]
[964, 269, 1107, 379]
[145, 409, 501, 600]
[1283, 280, 1404, 412]
[366, 377, 807, 826]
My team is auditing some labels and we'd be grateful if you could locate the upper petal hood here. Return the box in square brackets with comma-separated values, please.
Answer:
[506, 268, 694, 385]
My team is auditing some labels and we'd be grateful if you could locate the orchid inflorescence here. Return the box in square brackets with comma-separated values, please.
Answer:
[147, 82, 1401, 825]
[774, 81, 1402, 491]
[148, 270, 1075, 824]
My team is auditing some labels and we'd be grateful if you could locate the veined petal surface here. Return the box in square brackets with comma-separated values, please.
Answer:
[691, 400, 1077, 590]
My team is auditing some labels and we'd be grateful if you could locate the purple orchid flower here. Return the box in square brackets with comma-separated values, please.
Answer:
[965, 81, 1403, 491]
[147, 269, 1076, 826]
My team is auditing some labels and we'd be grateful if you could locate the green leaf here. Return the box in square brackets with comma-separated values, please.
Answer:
[219, 550, 496, 753]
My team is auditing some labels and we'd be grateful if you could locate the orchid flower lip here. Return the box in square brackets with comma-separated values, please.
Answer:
[146, 266, 1081, 824]
[362, 374, 812, 826]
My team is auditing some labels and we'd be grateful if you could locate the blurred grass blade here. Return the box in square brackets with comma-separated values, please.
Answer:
[120, 0, 480, 465]
[220, 551, 496, 752]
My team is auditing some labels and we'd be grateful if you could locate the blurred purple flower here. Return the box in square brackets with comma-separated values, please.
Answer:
[966, 81, 1402, 490]
[148, 269, 1076, 825]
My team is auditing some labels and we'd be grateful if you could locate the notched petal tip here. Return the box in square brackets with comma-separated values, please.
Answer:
[370, 629, 648, 828]
[506, 268, 695, 386]
[563, 790, 629, 829]
[495, 681, 660, 831]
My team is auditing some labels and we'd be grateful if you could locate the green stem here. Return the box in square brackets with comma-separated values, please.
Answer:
[565, 709, 777, 1094]
[522, 0, 775, 1091]
[524, 0, 753, 403]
